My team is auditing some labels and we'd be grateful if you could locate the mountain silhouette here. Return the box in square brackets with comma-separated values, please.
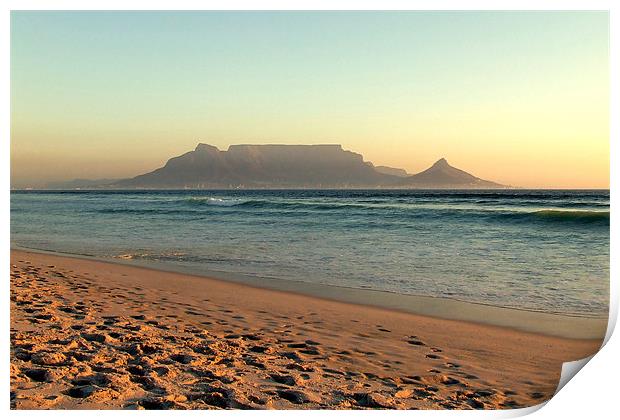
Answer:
[116, 144, 397, 188]
[61, 143, 505, 189]
[374, 166, 410, 177]
[402, 158, 503, 188]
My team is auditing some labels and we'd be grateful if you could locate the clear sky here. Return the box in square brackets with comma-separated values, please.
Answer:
[11, 11, 609, 188]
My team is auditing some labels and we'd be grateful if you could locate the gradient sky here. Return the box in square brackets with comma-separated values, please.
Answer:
[11, 11, 609, 188]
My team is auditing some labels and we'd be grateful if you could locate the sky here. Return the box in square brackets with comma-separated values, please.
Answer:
[10, 11, 609, 188]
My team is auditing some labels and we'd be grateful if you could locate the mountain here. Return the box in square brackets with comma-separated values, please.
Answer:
[114, 144, 399, 188]
[374, 166, 409, 177]
[401, 158, 504, 188]
[60, 143, 505, 189]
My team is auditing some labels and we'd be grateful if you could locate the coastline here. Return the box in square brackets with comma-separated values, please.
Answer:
[10, 249, 603, 409]
[12, 246, 608, 340]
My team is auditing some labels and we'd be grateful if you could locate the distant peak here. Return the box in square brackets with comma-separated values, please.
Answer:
[432, 158, 450, 168]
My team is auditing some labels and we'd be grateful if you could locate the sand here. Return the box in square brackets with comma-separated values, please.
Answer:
[10, 250, 603, 410]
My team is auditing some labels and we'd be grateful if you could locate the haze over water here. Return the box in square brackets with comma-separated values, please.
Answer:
[11, 189, 609, 317]
[11, 12, 609, 189]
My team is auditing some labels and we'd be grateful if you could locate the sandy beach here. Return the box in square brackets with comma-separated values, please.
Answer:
[10, 249, 603, 410]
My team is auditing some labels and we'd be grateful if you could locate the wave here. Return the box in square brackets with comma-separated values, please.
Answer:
[532, 209, 609, 222]
[192, 198, 611, 220]
[498, 210, 609, 226]
[115, 251, 188, 261]
[185, 197, 250, 207]
[97, 208, 198, 215]
[113, 251, 266, 266]
[94, 197, 610, 227]
[183, 197, 361, 211]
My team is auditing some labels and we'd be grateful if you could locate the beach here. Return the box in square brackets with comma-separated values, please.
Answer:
[10, 190, 610, 319]
[10, 250, 604, 410]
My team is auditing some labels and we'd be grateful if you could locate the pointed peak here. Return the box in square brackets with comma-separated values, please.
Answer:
[432, 158, 449, 168]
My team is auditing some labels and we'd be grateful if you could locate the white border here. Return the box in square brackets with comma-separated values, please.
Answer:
[2, 1, 617, 419]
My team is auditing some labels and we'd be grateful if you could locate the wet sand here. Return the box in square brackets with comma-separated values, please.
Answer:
[10, 250, 604, 409]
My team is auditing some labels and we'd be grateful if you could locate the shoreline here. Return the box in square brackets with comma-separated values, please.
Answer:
[10, 249, 603, 409]
[12, 246, 608, 340]
[11, 250, 602, 409]
[10, 188, 611, 191]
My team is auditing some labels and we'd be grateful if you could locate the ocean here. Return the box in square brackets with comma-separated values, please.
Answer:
[10, 189, 609, 317]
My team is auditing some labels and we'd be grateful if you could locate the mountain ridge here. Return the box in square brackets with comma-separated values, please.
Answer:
[46, 143, 507, 189]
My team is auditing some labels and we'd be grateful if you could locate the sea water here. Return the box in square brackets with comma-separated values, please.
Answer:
[10, 189, 609, 317]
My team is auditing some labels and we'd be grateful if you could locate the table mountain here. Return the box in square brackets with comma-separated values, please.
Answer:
[115, 144, 398, 188]
[93, 143, 504, 189]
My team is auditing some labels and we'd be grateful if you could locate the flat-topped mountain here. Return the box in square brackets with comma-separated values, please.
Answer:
[70, 143, 505, 189]
[116, 144, 397, 188]
[374, 166, 410, 177]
